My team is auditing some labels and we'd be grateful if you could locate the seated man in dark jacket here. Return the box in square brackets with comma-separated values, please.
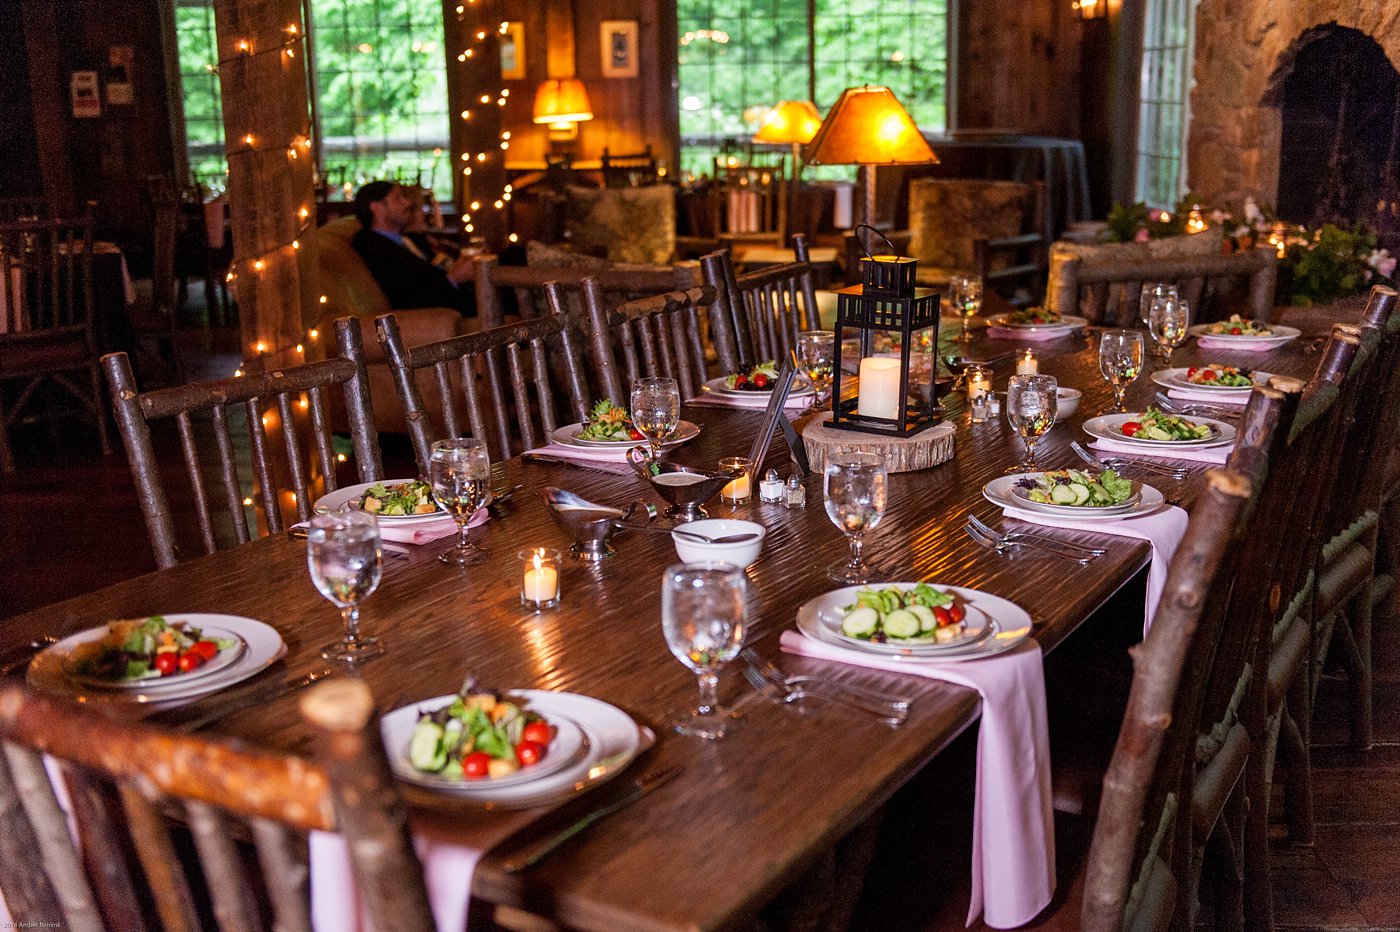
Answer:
[351, 181, 475, 315]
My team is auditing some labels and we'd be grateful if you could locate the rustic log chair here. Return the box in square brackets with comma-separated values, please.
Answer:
[468, 253, 701, 325]
[575, 278, 716, 406]
[0, 212, 112, 473]
[103, 317, 382, 569]
[126, 175, 184, 385]
[700, 235, 820, 373]
[0, 679, 434, 932]
[376, 309, 592, 473]
[1048, 248, 1278, 328]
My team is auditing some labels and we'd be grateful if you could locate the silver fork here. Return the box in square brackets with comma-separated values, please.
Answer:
[1153, 392, 1242, 419]
[965, 523, 1095, 564]
[966, 514, 1107, 556]
[1071, 440, 1190, 480]
[742, 665, 908, 726]
[740, 648, 914, 708]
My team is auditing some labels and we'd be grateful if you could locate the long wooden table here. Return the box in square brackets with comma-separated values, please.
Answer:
[0, 325, 1325, 931]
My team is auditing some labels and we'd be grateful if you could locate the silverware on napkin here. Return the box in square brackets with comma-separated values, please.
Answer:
[177, 667, 334, 732]
[500, 766, 682, 872]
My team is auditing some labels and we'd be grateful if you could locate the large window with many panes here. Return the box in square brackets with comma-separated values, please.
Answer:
[1135, 0, 1197, 208]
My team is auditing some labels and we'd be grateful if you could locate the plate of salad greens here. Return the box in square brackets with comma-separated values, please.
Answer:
[987, 310, 1087, 335]
[984, 473, 1165, 522]
[1188, 317, 1299, 348]
[553, 400, 700, 449]
[705, 361, 814, 397]
[315, 480, 448, 524]
[1084, 411, 1235, 448]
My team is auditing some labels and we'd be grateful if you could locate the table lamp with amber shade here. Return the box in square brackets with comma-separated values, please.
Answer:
[533, 78, 594, 141]
[753, 100, 824, 240]
[803, 85, 937, 229]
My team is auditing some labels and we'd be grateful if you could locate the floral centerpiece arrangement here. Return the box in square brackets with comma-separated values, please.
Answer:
[1103, 196, 1397, 306]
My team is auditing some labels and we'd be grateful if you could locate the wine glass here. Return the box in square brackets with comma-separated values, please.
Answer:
[661, 562, 747, 740]
[307, 510, 384, 662]
[795, 330, 835, 408]
[630, 377, 681, 459]
[823, 452, 888, 584]
[1098, 329, 1145, 413]
[429, 438, 491, 566]
[1149, 294, 1191, 366]
[1138, 283, 1176, 356]
[951, 274, 983, 344]
[1006, 374, 1058, 472]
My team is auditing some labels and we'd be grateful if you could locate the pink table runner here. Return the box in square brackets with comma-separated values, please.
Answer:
[779, 631, 1055, 929]
[1090, 437, 1230, 465]
[1000, 504, 1189, 633]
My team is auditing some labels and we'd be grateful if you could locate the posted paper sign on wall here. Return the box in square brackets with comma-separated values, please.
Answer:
[71, 71, 101, 118]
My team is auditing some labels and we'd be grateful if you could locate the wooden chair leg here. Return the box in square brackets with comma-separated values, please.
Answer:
[88, 362, 112, 456]
[1242, 720, 1274, 932]
[0, 398, 14, 473]
[1278, 687, 1314, 846]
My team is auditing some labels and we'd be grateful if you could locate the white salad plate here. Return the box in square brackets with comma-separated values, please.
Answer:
[986, 313, 1089, 336]
[552, 420, 700, 450]
[381, 690, 651, 809]
[1008, 480, 1142, 517]
[315, 479, 446, 525]
[984, 474, 1166, 522]
[1187, 322, 1300, 349]
[64, 623, 247, 690]
[1083, 413, 1236, 449]
[796, 584, 1029, 661]
[1151, 368, 1267, 396]
[29, 614, 286, 706]
[703, 376, 813, 399]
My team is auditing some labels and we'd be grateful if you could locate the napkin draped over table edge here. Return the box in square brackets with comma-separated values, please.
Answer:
[1194, 336, 1278, 352]
[1165, 386, 1250, 406]
[1090, 437, 1230, 465]
[294, 509, 486, 546]
[779, 630, 1055, 930]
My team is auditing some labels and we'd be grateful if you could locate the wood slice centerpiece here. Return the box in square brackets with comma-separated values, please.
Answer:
[801, 412, 955, 473]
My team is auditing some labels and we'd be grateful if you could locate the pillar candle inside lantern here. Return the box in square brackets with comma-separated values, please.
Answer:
[857, 357, 903, 419]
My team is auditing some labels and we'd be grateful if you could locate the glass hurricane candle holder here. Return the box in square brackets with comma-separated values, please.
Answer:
[518, 547, 562, 611]
[719, 456, 752, 503]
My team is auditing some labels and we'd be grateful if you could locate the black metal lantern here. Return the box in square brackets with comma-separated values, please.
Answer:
[829, 228, 941, 436]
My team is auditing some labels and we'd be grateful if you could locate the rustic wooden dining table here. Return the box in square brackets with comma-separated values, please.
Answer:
[0, 318, 1326, 932]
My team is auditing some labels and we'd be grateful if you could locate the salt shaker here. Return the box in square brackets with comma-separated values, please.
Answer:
[784, 474, 806, 509]
[970, 393, 988, 424]
[759, 469, 785, 504]
[988, 393, 1002, 417]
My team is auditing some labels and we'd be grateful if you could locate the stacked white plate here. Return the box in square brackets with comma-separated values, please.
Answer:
[1082, 413, 1236, 449]
[984, 474, 1166, 521]
[549, 421, 700, 450]
[316, 479, 450, 525]
[986, 313, 1089, 337]
[1150, 367, 1267, 401]
[1187, 322, 1300, 349]
[795, 584, 1033, 662]
[380, 690, 651, 809]
[700, 377, 813, 408]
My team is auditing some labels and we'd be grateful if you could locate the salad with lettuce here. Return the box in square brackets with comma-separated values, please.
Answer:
[577, 399, 643, 442]
[66, 616, 237, 682]
[839, 583, 967, 643]
[1016, 469, 1134, 508]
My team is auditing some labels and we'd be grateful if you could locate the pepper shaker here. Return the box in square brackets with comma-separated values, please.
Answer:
[759, 468, 785, 504]
[784, 474, 807, 509]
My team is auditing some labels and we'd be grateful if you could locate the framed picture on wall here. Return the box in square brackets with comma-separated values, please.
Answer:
[600, 20, 638, 78]
[501, 22, 526, 81]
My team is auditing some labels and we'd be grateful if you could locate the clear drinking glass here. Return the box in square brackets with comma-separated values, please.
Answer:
[795, 330, 836, 406]
[951, 274, 983, 344]
[630, 377, 681, 459]
[1149, 294, 1191, 365]
[823, 452, 888, 584]
[307, 510, 384, 662]
[1138, 283, 1177, 356]
[1006, 374, 1058, 471]
[429, 438, 491, 566]
[1098, 329, 1145, 413]
[661, 562, 748, 740]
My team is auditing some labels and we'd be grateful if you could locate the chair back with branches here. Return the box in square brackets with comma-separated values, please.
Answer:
[577, 279, 714, 406]
[701, 236, 819, 371]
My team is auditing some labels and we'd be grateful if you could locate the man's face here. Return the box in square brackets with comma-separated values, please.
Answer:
[370, 185, 414, 233]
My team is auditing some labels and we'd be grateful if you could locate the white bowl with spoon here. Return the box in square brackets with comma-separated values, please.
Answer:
[670, 519, 766, 569]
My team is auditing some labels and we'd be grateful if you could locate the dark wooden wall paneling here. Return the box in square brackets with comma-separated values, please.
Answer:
[955, 0, 1082, 137]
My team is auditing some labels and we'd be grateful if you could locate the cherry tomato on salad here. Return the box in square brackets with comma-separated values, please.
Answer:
[753, 373, 769, 389]
[933, 606, 952, 628]
[462, 751, 492, 779]
[1121, 421, 1142, 437]
[516, 740, 545, 767]
[190, 640, 218, 662]
[950, 602, 966, 624]
[629, 429, 644, 440]
[178, 652, 203, 673]
[521, 720, 553, 746]
[1230, 327, 1243, 335]
[155, 652, 178, 676]
[733, 373, 747, 387]
[1186, 367, 1198, 378]
[1199, 369, 1217, 381]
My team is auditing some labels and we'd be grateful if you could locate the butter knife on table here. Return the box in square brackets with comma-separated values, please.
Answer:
[500, 766, 682, 873]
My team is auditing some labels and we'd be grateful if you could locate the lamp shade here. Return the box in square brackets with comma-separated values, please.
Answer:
[752, 100, 824, 145]
[804, 86, 938, 166]
[532, 79, 594, 126]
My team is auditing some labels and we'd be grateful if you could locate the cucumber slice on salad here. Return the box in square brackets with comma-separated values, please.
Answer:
[1050, 484, 1077, 505]
[407, 721, 447, 772]
[840, 606, 880, 638]
[907, 604, 937, 633]
[882, 609, 921, 639]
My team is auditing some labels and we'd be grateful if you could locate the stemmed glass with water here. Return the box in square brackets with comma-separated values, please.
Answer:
[950, 274, 983, 344]
[1149, 294, 1191, 365]
[1138, 282, 1177, 355]
[429, 438, 491, 566]
[1098, 329, 1145, 413]
[661, 562, 747, 740]
[824, 452, 888, 584]
[1006, 374, 1058, 472]
[307, 510, 384, 662]
[630, 377, 681, 459]
[795, 330, 836, 408]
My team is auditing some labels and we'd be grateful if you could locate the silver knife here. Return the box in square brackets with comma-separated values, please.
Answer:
[500, 766, 682, 873]
[177, 668, 334, 732]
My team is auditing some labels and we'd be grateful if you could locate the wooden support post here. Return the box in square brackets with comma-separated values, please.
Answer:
[444, 0, 509, 250]
[212, 0, 320, 373]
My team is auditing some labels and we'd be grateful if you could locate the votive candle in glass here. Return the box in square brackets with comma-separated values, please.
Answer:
[857, 357, 902, 419]
[719, 456, 752, 503]
[965, 365, 992, 402]
[519, 548, 561, 610]
[1016, 350, 1039, 375]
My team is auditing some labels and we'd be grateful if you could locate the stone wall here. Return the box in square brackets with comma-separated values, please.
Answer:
[1189, 0, 1400, 210]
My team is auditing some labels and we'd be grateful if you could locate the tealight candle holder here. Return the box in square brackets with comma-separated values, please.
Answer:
[965, 365, 992, 402]
[719, 456, 752, 503]
[518, 547, 562, 611]
[1016, 350, 1039, 375]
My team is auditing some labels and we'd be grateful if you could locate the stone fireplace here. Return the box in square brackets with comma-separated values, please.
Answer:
[1188, 1, 1400, 230]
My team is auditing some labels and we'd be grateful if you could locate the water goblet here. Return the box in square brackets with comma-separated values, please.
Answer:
[630, 377, 681, 460]
[429, 438, 491, 566]
[307, 510, 384, 662]
[952, 274, 983, 344]
[1006, 374, 1058, 472]
[661, 562, 748, 740]
[1138, 283, 1177, 356]
[794, 330, 836, 407]
[823, 452, 888, 584]
[1149, 294, 1191, 366]
[1098, 329, 1145, 413]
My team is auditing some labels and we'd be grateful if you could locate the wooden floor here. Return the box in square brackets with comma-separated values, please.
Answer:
[1, 303, 1397, 931]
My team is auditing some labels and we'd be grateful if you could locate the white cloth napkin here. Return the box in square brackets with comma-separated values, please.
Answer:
[523, 442, 640, 474]
[986, 327, 1068, 342]
[1195, 336, 1277, 352]
[779, 631, 1055, 929]
[1000, 504, 1189, 634]
[293, 509, 485, 546]
[685, 391, 812, 411]
[1165, 386, 1250, 405]
[1090, 437, 1230, 465]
